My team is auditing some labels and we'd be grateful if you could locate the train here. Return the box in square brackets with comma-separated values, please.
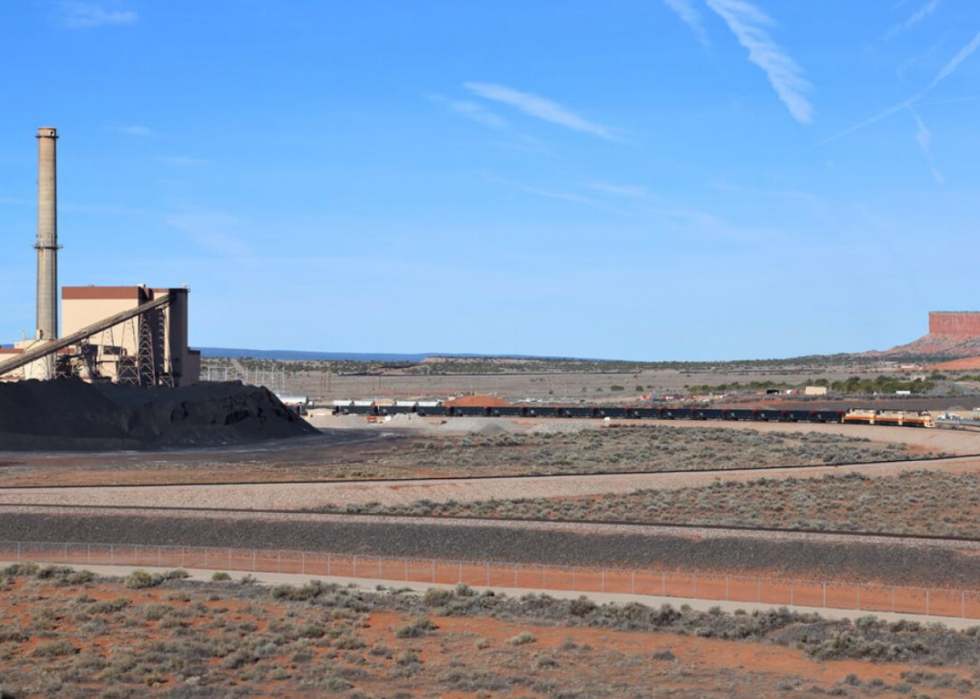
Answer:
[330, 401, 936, 428]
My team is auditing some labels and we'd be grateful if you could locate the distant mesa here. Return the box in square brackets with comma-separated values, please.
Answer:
[872, 311, 980, 361]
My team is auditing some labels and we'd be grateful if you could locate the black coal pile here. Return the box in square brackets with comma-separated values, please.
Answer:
[0, 379, 318, 451]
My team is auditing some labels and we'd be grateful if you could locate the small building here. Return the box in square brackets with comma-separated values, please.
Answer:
[804, 386, 829, 396]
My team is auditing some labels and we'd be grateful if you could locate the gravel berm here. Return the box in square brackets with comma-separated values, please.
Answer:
[5, 510, 980, 587]
[0, 379, 317, 451]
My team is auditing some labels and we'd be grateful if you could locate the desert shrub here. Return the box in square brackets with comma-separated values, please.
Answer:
[36, 565, 94, 586]
[3, 562, 39, 577]
[0, 628, 29, 643]
[535, 654, 559, 668]
[422, 588, 453, 608]
[124, 570, 157, 589]
[33, 639, 78, 657]
[271, 580, 328, 601]
[334, 633, 365, 650]
[509, 632, 535, 646]
[124, 569, 189, 590]
[395, 618, 437, 638]
[569, 596, 597, 617]
[298, 622, 326, 639]
[211, 572, 232, 581]
[88, 598, 131, 615]
[396, 649, 420, 666]
[454, 583, 476, 597]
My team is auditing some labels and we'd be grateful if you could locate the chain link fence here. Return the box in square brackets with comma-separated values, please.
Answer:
[2, 539, 978, 619]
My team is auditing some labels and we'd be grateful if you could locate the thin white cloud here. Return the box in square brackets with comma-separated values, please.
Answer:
[56, 1, 137, 29]
[166, 212, 251, 257]
[450, 101, 508, 130]
[158, 156, 207, 166]
[802, 29, 980, 153]
[585, 182, 650, 199]
[662, 0, 710, 48]
[522, 186, 601, 207]
[705, 0, 813, 124]
[112, 125, 155, 137]
[889, 0, 942, 37]
[930, 29, 980, 88]
[464, 83, 617, 140]
[910, 109, 944, 184]
[428, 94, 509, 130]
[896, 30, 950, 78]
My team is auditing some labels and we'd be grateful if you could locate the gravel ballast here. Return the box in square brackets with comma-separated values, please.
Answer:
[5, 508, 980, 587]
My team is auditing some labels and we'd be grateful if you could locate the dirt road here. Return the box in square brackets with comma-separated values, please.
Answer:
[2, 451, 980, 511]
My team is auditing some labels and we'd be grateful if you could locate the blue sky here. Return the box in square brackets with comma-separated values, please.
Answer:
[1, 0, 979, 361]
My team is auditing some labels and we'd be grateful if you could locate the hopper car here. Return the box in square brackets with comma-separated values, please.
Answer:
[333, 403, 931, 427]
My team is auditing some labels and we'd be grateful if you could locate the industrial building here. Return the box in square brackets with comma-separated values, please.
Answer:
[0, 128, 200, 387]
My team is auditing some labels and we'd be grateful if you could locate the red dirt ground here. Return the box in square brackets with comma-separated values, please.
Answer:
[2, 575, 976, 698]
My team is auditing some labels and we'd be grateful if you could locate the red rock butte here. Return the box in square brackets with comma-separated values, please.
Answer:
[873, 311, 980, 358]
[929, 312, 980, 337]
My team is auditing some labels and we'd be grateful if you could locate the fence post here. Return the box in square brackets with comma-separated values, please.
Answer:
[227, 549, 231, 570]
[963, 590, 967, 618]
[756, 578, 760, 603]
[514, 564, 518, 588]
[726, 576, 729, 601]
[406, 558, 409, 582]
[692, 574, 697, 599]
[277, 550, 281, 574]
[379, 557, 383, 579]
[205, 548, 209, 569]
[485, 561, 489, 587]
[110, 543, 114, 566]
[327, 553, 331, 576]
[857, 583, 861, 610]
[662, 572, 666, 597]
[302, 552, 306, 575]
[157, 545, 162, 567]
[64, 542, 68, 564]
[790, 580, 794, 606]
[431, 559, 435, 584]
[354, 555, 359, 578]
[891, 587, 896, 613]
[822, 582, 826, 608]
[87, 543, 91, 566]
[632, 570, 636, 595]
[926, 589, 931, 616]
[601, 567, 605, 593]
[252, 550, 256, 572]
[16, 541, 20, 561]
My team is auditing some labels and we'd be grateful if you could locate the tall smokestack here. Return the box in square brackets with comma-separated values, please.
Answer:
[36, 127, 58, 342]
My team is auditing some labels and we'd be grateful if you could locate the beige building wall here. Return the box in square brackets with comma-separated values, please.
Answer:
[60, 286, 200, 386]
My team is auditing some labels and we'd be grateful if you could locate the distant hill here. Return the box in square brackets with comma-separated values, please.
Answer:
[864, 312, 980, 360]
[197, 348, 434, 362]
[196, 348, 589, 362]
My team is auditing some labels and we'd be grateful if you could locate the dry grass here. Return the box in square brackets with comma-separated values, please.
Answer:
[369, 426, 920, 477]
[325, 469, 980, 537]
[0, 424, 927, 488]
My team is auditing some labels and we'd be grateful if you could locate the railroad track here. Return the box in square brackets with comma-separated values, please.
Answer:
[1, 500, 978, 548]
[1, 450, 976, 490]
